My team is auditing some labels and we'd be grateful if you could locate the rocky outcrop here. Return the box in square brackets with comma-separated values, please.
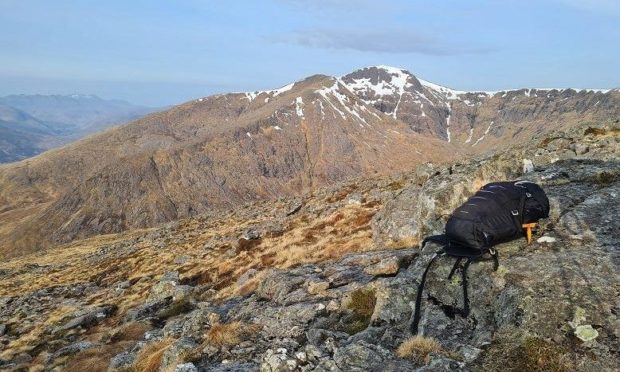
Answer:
[0, 123, 617, 371]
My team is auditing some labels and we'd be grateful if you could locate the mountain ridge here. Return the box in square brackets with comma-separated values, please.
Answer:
[235, 65, 615, 101]
[0, 66, 618, 257]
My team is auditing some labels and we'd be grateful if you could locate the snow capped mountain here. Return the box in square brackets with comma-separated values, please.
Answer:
[341, 65, 480, 107]
[208, 65, 617, 147]
[336, 65, 618, 144]
[342, 65, 615, 103]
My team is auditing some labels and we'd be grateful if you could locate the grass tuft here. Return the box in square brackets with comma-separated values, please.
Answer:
[474, 335, 573, 372]
[204, 321, 261, 348]
[584, 127, 607, 136]
[520, 337, 572, 372]
[110, 321, 152, 343]
[236, 238, 262, 253]
[64, 342, 133, 372]
[387, 179, 406, 191]
[397, 336, 443, 365]
[134, 338, 174, 372]
[344, 287, 376, 334]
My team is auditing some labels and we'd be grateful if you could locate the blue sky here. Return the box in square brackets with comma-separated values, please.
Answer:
[0, 0, 618, 106]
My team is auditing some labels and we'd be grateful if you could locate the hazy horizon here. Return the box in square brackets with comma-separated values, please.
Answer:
[1, 0, 619, 106]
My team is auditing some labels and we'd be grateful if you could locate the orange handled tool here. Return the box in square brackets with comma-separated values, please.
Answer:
[522, 223, 537, 244]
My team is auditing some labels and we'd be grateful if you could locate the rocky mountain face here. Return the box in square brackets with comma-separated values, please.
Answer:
[341, 66, 620, 150]
[0, 67, 618, 258]
[0, 95, 157, 163]
[0, 124, 617, 371]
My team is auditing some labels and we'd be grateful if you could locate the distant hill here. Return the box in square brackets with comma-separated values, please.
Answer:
[0, 103, 58, 162]
[0, 94, 159, 163]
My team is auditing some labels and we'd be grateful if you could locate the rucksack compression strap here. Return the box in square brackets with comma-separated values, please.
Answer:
[461, 258, 472, 317]
[421, 235, 448, 249]
[489, 248, 499, 271]
[410, 251, 443, 335]
[447, 258, 463, 280]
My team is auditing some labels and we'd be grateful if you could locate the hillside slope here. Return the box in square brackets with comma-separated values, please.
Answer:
[0, 123, 617, 371]
[0, 75, 452, 257]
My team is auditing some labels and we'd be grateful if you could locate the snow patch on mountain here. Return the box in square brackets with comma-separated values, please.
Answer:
[316, 81, 347, 120]
[472, 121, 494, 147]
[345, 77, 394, 97]
[465, 127, 474, 144]
[418, 78, 467, 100]
[242, 82, 296, 101]
[316, 99, 325, 119]
[446, 103, 451, 143]
[315, 80, 372, 127]
[245, 92, 259, 101]
[295, 97, 304, 118]
[342, 66, 412, 110]
[273, 83, 295, 96]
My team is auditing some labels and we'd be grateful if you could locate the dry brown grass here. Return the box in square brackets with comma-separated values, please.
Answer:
[134, 338, 174, 372]
[326, 190, 349, 203]
[236, 237, 262, 253]
[474, 336, 573, 372]
[110, 321, 152, 342]
[397, 336, 443, 365]
[204, 321, 261, 348]
[0, 181, 384, 359]
[64, 342, 133, 372]
[214, 203, 380, 298]
[386, 179, 406, 191]
[385, 236, 419, 249]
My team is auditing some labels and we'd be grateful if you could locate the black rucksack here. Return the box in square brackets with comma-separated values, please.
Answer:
[410, 180, 549, 334]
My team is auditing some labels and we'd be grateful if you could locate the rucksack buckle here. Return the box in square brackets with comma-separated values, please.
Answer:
[511, 210, 519, 216]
